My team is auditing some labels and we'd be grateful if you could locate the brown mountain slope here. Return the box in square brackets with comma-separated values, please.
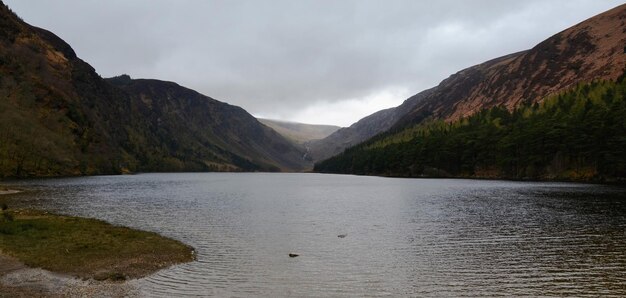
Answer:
[0, 2, 305, 177]
[397, 3, 626, 127]
[311, 4, 626, 162]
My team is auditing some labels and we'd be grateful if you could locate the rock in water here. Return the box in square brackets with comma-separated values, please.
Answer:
[288, 253, 299, 258]
[337, 234, 347, 238]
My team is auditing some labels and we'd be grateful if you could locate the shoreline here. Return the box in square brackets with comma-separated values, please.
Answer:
[0, 252, 139, 297]
[313, 171, 626, 186]
[5, 170, 624, 186]
[0, 189, 194, 297]
[0, 188, 21, 196]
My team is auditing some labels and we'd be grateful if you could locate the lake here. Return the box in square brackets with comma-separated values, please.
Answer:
[5, 173, 626, 296]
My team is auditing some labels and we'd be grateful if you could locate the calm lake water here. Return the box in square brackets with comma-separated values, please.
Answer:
[5, 173, 626, 297]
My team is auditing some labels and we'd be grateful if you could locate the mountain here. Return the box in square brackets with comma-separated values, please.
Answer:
[310, 4, 626, 162]
[258, 119, 340, 144]
[307, 90, 433, 161]
[315, 76, 626, 181]
[0, 2, 305, 177]
[315, 4, 626, 182]
[107, 77, 307, 172]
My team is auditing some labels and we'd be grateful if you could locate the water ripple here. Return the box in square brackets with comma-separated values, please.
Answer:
[6, 174, 626, 296]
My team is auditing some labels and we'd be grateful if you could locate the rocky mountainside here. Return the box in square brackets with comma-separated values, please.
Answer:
[310, 3, 626, 162]
[258, 119, 340, 144]
[0, 2, 305, 177]
[108, 77, 306, 172]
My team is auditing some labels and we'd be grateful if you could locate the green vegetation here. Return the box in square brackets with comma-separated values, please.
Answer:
[315, 73, 626, 182]
[0, 207, 194, 280]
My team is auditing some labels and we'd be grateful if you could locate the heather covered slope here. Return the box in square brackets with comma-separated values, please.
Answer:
[0, 2, 305, 177]
[395, 3, 626, 128]
[310, 4, 626, 162]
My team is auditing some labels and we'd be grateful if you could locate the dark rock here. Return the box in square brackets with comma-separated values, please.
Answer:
[288, 253, 299, 258]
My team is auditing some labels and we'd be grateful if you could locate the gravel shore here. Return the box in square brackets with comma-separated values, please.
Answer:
[0, 253, 140, 298]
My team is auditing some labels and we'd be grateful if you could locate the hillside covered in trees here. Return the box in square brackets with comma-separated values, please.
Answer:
[315, 73, 626, 183]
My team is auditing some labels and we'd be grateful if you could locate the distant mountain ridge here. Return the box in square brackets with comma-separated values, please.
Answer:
[307, 88, 435, 161]
[310, 4, 626, 162]
[258, 119, 340, 144]
[0, 2, 306, 177]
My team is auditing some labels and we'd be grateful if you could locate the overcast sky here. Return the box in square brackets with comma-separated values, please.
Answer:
[5, 0, 623, 126]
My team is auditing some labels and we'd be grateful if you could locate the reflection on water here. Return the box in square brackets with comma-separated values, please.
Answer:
[6, 173, 626, 296]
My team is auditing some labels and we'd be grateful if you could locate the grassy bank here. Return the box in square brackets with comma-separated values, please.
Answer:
[0, 203, 194, 281]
